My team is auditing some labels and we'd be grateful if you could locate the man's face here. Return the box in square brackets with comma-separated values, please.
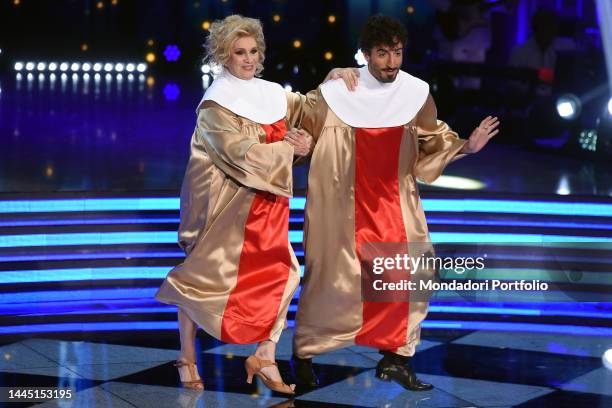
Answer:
[364, 42, 403, 83]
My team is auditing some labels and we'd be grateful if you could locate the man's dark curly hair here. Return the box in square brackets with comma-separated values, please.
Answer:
[359, 15, 408, 54]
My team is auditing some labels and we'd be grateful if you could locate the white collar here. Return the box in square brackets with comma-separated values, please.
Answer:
[198, 69, 287, 124]
[320, 66, 429, 128]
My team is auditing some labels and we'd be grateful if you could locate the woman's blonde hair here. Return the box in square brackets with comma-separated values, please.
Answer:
[204, 15, 266, 75]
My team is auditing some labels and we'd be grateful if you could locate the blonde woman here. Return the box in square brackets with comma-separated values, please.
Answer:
[155, 15, 354, 394]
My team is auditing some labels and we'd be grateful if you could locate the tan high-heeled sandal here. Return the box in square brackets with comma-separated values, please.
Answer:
[245, 355, 295, 395]
[174, 359, 204, 391]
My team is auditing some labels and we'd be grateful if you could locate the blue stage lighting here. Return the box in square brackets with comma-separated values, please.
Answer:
[163, 45, 181, 62]
[163, 83, 180, 100]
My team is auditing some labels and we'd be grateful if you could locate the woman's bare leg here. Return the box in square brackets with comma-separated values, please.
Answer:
[178, 308, 199, 362]
[176, 308, 203, 389]
[254, 340, 295, 389]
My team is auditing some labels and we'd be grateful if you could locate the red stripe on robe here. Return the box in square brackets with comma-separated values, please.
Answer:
[220, 119, 291, 343]
[354, 126, 410, 350]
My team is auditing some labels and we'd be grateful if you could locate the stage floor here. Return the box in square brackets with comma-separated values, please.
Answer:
[1, 327, 610, 407]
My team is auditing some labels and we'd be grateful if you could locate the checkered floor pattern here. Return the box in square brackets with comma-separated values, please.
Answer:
[1, 328, 610, 407]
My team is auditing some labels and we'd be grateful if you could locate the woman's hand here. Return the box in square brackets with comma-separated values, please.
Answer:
[324, 68, 360, 91]
[284, 128, 313, 157]
[461, 116, 500, 154]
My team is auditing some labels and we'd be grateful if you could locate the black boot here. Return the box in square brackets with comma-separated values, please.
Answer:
[375, 351, 433, 391]
[290, 354, 319, 388]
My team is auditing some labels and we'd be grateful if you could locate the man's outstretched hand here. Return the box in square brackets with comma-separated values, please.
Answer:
[461, 116, 500, 154]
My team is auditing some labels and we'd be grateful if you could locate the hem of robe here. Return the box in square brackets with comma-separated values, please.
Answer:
[155, 279, 288, 344]
[293, 329, 423, 359]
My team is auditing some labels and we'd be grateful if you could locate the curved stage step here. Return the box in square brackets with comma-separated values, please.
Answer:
[0, 192, 611, 336]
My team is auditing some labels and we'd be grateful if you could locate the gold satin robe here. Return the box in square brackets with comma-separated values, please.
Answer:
[294, 89, 467, 358]
[156, 93, 308, 344]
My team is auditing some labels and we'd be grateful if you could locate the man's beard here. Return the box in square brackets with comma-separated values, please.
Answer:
[377, 68, 398, 83]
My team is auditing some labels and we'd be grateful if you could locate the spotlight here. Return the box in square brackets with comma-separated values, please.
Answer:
[354, 50, 367, 66]
[556, 94, 581, 120]
[578, 129, 598, 152]
[608, 97, 612, 117]
[93, 63, 102, 72]
[72, 73, 79, 80]
[48, 62, 58, 71]
[201, 64, 211, 74]
[70, 63, 80, 72]
[284, 83, 292, 92]
[126, 63, 135, 73]
[163, 45, 181, 62]
[104, 63, 113, 72]
[59, 63, 69, 72]
[604, 349, 612, 370]
[25, 62, 35, 71]
[115, 63, 125, 72]
[36, 62, 46, 71]
[82, 63, 91, 72]
[163, 83, 180, 100]
[14, 62, 24, 71]
[136, 63, 147, 73]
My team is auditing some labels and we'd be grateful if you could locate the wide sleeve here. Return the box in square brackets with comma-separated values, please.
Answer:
[414, 94, 467, 184]
[197, 102, 295, 197]
[285, 89, 321, 140]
